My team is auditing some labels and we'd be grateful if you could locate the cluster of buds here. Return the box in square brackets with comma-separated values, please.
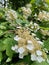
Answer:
[5, 9, 18, 21]
[38, 11, 49, 21]
[21, 4, 32, 19]
[11, 28, 48, 63]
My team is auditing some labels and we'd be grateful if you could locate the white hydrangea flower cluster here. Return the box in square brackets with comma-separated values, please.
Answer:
[11, 29, 48, 63]
[28, 22, 40, 32]
[33, 23, 40, 32]
[5, 9, 18, 21]
[21, 4, 32, 19]
[38, 11, 49, 21]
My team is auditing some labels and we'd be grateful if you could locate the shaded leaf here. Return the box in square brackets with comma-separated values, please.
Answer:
[44, 38, 49, 50]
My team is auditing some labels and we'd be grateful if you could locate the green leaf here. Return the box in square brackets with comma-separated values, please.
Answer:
[0, 25, 6, 30]
[4, 33, 15, 38]
[0, 30, 3, 36]
[31, 61, 49, 65]
[23, 55, 31, 64]
[30, 0, 36, 4]
[0, 52, 3, 62]
[0, 40, 5, 51]
[35, 31, 43, 40]
[16, 19, 29, 25]
[44, 38, 49, 50]
[6, 44, 13, 58]
[3, 38, 16, 57]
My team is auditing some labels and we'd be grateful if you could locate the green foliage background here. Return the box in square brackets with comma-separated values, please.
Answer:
[0, 0, 49, 65]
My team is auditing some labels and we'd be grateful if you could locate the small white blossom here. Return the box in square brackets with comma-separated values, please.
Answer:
[17, 26, 21, 29]
[36, 50, 42, 56]
[34, 23, 40, 32]
[38, 41, 43, 45]
[31, 54, 37, 61]
[14, 35, 21, 41]
[18, 47, 25, 54]
[31, 26, 34, 29]
[44, 48, 48, 53]
[37, 56, 45, 63]
[35, 37, 40, 41]
[27, 40, 32, 44]
[34, 23, 39, 29]
[11, 45, 18, 52]
[19, 54, 24, 59]
[30, 21, 33, 25]
[32, 33, 36, 37]
[11, 46, 16, 51]
[27, 40, 34, 50]
[34, 13, 37, 17]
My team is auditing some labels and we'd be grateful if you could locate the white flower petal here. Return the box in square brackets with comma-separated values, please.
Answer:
[31, 54, 37, 61]
[14, 36, 21, 41]
[26, 44, 34, 50]
[11, 46, 16, 51]
[17, 26, 21, 29]
[34, 13, 37, 16]
[38, 41, 43, 45]
[14, 45, 18, 53]
[19, 54, 24, 59]
[11, 45, 18, 52]
[37, 56, 45, 63]
[27, 40, 32, 44]
[14, 45, 18, 49]
[18, 47, 25, 54]
[36, 50, 42, 56]
[32, 33, 36, 36]
[35, 37, 40, 41]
